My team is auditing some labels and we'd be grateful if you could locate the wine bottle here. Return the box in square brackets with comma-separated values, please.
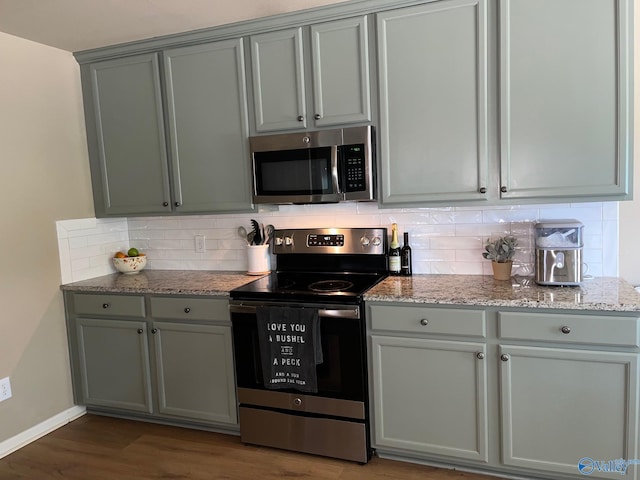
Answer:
[401, 231, 412, 276]
[388, 223, 401, 275]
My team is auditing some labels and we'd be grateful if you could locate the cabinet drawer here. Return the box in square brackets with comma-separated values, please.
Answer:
[150, 296, 229, 322]
[73, 293, 145, 318]
[498, 311, 640, 347]
[369, 305, 486, 337]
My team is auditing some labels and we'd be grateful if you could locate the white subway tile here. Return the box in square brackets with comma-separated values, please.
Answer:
[58, 202, 617, 279]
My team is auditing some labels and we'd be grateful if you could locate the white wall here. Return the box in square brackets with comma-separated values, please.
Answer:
[0, 32, 94, 444]
[58, 201, 618, 283]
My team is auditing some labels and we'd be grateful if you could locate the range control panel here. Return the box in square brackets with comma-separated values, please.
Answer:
[273, 228, 387, 255]
[308, 234, 345, 247]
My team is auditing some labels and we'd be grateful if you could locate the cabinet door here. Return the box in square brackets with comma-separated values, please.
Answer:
[377, 0, 489, 205]
[163, 39, 253, 213]
[311, 16, 371, 127]
[500, 345, 639, 478]
[251, 28, 307, 132]
[152, 321, 237, 425]
[75, 318, 153, 412]
[370, 335, 488, 462]
[499, 0, 632, 200]
[85, 54, 172, 216]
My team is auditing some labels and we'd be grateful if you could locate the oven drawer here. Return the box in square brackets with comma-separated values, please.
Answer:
[150, 296, 229, 321]
[72, 293, 145, 318]
[237, 387, 364, 420]
[239, 406, 368, 463]
[369, 304, 486, 338]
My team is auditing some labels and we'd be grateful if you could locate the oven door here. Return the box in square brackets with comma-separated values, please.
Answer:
[229, 302, 366, 405]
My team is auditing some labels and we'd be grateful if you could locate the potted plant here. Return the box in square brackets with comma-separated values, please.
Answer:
[483, 235, 518, 280]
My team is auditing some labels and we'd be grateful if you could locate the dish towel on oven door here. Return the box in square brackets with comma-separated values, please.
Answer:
[256, 306, 323, 393]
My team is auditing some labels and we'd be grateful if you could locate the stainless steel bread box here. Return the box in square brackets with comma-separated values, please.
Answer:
[534, 220, 584, 286]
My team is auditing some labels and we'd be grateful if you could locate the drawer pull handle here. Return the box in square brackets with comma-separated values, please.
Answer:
[501, 354, 510, 362]
[184, 307, 191, 314]
[137, 328, 144, 334]
[151, 328, 158, 334]
[420, 318, 429, 326]
[560, 326, 571, 334]
[476, 352, 485, 360]
[102, 303, 110, 309]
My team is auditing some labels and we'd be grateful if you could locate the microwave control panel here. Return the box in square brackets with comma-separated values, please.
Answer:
[340, 144, 367, 192]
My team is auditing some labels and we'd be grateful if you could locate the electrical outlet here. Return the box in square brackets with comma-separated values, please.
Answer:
[194, 235, 206, 253]
[0, 377, 12, 402]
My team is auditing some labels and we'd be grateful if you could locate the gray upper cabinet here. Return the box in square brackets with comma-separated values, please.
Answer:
[377, 0, 632, 206]
[250, 16, 371, 133]
[85, 54, 172, 216]
[499, 0, 632, 200]
[82, 39, 253, 217]
[377, 0, 489, 204]
[163, 39, 252, 213]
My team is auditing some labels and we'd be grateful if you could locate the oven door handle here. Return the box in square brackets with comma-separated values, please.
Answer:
[229, 304, 360, 319]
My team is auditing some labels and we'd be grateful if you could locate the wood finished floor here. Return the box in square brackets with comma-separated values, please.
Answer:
[0, 414, 500, 480]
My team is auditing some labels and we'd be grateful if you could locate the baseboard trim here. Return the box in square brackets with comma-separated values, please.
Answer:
[0, 405, 86, 459]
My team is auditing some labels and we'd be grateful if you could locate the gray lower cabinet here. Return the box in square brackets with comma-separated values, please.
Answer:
[81, 37, 252, 217]
[250, 15, 371, 133]
[498, 311, 640, 480]
[368, 304, 489, 462]
[377, 0, 632, 206]
[368, 302, 640, 479]
[65, 292, 238, 429]
[76, 317, 153, 412]
[370, 336, 489, 461]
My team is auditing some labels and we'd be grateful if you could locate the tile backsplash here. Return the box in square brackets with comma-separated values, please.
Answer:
[57, 202, 618, 284]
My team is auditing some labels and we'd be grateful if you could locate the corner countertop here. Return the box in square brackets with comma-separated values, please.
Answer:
[60, 270, 263, 296]
[364, 275, 640, 313]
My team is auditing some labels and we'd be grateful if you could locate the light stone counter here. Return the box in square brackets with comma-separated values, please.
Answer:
[365, 275, 640, 312]
[60, 270, 263, 296]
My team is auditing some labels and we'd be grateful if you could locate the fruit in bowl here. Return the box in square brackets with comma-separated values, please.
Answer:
[112, 249, 147, 275]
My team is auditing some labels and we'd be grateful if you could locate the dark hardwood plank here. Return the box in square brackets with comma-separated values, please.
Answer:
[0, 415, 498, 479]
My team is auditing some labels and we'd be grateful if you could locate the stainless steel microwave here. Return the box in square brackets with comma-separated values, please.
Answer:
[250, 125, 375, 205]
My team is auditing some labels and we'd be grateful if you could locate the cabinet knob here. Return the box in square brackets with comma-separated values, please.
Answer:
[314, 114, 321, 120]
[501, 186, 508, 193]
[162, 202, 169, 207]
[476, 352, 485, 360]
[102, 303, 110, 309]
[479, 187, 487, 194]
[293, 398, 302, 407]
[137, 328, 144, 334]
[419, 318, 429, 326]
[151, 328, 158, 334]
[184, 307, 191, 314]
[297, 115, 304, 122]
[560, 325, 571, 334]
[175, 202, 181, 207]
[500, 354, 510, 362]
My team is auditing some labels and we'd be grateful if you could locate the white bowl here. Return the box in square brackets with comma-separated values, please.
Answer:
[113, 255, 147, 274]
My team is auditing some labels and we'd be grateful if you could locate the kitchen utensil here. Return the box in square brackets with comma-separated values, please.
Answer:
[237, 226, 249, 245]
[264, 224, 275, 244]
[250, 219, 262, 245]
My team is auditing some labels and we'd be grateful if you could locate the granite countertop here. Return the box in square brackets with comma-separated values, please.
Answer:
[60, 270, 263, 296]
[364, 275, 640, 312]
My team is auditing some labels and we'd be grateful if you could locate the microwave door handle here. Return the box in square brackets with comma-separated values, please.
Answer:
[331, 145, 341, 194]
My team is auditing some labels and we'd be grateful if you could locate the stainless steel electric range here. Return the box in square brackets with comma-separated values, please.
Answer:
[229, 227, 388, 463]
